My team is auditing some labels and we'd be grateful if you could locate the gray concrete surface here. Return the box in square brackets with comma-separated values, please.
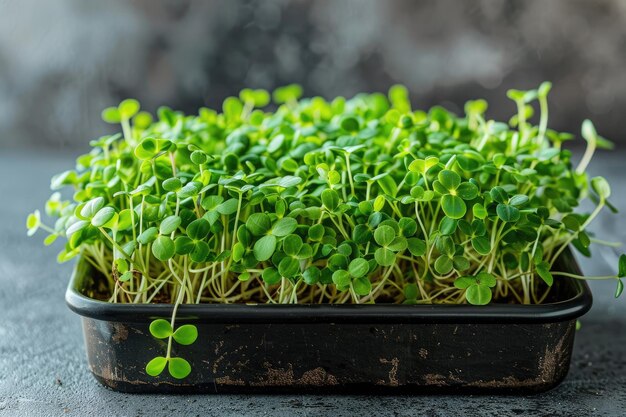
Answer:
[1, 149, 625, 416]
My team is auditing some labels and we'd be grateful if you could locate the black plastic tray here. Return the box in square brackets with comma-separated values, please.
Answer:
[66, 248, 592, 394]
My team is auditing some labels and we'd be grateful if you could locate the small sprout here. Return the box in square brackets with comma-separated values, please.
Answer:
[147, 320, 198, 378]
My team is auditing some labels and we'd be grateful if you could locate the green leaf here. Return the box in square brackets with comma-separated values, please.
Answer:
[267, 134, 285, 153]
[117, 209, 133, 230]
[591, 176, 611, 200]
[373, 195, 385, 212]
[149, 319, 173, 339]
[173, 325, 198, 345]
[538, 81, 552, 98]
[146, 356, 168, 377]
[178, 181, 202, 199]
[138, 227, 159, 244]
[134, 138, 158, 160]
[308, 224, 325, 241]
[456, 182, 478, 200]
[439, 217, 457, 235]
[438, 170, 461, 190]
[200, 195, 224, 211]
[186, 218, 210, 240]
[321, 189, 340, 211]
[353, 277, 372, 295]
[278, 256, 300, 277]
[283, 234, 303, 257]
[232, 242, 245, 262]
[441, 194, 466, 219]
[454, 276, 475, 289]
[168, 357, 191, 379]
[332, 270, 351, 287]
[262, 268, 281, 285]
[536, 261, 554, 286]
[453, 256, 470, 271]
[91, 207, 117, 228]
[476, 272, 496, 287]
[434, 256, 453, 275]
[175, 236, 195, 255]
[272, 218, 298, 237]
[217, 198, 239, 215]
[115, 258, 129, 274]
[190, 241, 209, 263]
[273, 84, 303, 104]
[404, 284, 419, 300]
[26, 210, 41, 236]
[65, 219, 88, 238]
[436, 235, 455, 256]
[43, 234, 58, 246]
[152, 236, 175, 261]
[119, 98, 140, 119]
[348, 258, 369, 278]
[133, 111, 153, 128]
[253, 235, 277, 261]
[496, 204, 520, 223]
[472, 204, 487, 220]
[246, 213, 272, 236]
[374, 247, 395, 266]
[81, 197, 105, 219]
[471, 236, 491, 255]
[387, 236, 408, 252]
[119, 271, 133, 282]
[465, 285, 492, 305]
[374, 225, 395, 247]
[619, 254, 626, 278]
[389, 84, 410, 112]
[581, 119, 597, 143]
[190, 151, 208, 165]
[159, 215, 181, 235]
[102, 107, 121, 124]
[407, 238, 426, 257]
[398, 217, 417, 237]
[341, 116, 360, 132]
[303, 266, 321, 285]
[223, 97, 243, 121]
[507, 89, 525, 101]
[616, 279, 624, 298]
[509, 194, 529, 207]
[562, 215, 581, 231]
[377, 175, 398, 197]
[490, 186, 507, 204]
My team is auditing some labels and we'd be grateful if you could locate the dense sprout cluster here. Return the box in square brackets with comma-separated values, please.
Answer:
[28, 83, 626, 306]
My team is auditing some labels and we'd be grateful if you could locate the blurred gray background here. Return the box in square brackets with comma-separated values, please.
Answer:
[1, 0, 625, 150]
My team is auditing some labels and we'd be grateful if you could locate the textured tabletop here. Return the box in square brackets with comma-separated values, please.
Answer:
[1, 149, 625, 417]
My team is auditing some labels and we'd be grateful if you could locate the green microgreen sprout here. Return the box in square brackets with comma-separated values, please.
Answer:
[28, 83, 626, 379]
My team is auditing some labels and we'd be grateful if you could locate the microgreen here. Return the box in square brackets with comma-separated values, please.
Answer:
[29, 83, 625, 327]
